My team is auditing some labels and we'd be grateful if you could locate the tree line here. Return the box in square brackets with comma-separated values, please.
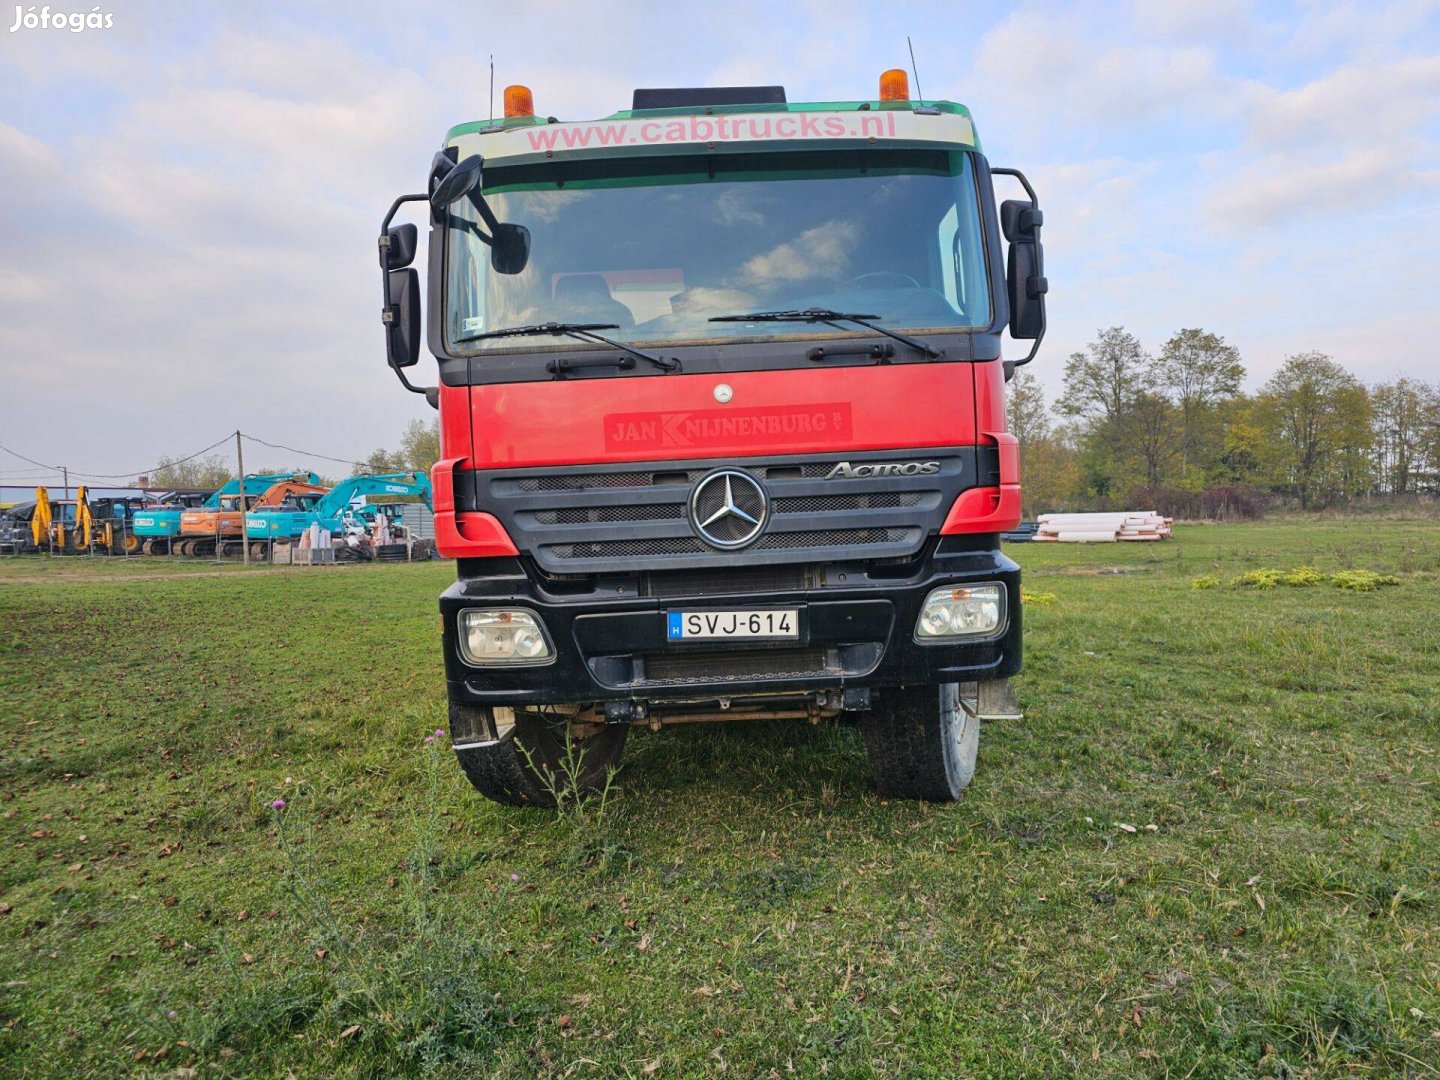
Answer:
[140, 419, 442, 490]
[1008, 327, 1440, 516]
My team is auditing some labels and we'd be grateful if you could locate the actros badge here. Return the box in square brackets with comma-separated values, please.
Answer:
[825, 460, 941, 480]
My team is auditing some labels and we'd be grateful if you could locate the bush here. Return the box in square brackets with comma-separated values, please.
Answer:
[1120, 484, 1269, 521]
[1198, 484, 1269, 521]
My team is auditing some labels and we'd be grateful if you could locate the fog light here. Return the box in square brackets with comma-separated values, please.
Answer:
[915, 584, 1005, 641]
[458, 608, 554, 665]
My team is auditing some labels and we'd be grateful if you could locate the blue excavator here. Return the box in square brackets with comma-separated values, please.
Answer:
[133, 473, 320, 554]
[244, 471, 431, 558]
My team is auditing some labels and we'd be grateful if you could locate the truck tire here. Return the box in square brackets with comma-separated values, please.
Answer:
[859, 682, 979, 801]
[451, 706, 625, 808]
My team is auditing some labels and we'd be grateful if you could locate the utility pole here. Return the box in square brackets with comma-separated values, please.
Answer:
[235, 430, 249, 566]
[62, 466, 69, 502]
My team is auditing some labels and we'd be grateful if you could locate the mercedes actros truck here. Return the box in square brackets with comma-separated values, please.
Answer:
[377, 70, 1047, 805]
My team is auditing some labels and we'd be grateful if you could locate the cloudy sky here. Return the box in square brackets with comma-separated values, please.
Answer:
[2, 0, 1438, 485]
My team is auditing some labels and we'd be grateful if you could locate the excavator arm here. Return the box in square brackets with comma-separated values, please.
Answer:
[31, 487, 52, 547]
[313, 472, 433, 517]
[251, 479, 330, 508]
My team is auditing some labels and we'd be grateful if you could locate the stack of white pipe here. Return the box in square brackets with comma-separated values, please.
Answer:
[1033, 511, 1172, 542]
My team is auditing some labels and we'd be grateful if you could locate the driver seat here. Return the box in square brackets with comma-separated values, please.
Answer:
[553, 273, 634, 327]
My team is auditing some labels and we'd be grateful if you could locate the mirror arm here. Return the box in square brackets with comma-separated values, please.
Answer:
[381, 192, 433, 396]
[990, 167, 1037, 205]
[467, 189, 503, 238]
[991, 167, 1046, 369]
[382, 192, 428, 235]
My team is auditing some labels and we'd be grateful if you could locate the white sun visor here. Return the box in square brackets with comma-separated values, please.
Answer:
[448, 110, 977, 169]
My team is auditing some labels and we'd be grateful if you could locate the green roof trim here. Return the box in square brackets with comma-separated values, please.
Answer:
[446, 100, 975, 145]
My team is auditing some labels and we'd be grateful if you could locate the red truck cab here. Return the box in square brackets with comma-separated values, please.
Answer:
[378, 73, 1047, 805]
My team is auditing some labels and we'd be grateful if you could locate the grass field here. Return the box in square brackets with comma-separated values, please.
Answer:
[1, 520, 1437, 1078]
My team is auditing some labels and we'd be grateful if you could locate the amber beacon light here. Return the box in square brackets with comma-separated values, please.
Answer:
[878, 68, 910, 101]
[504, 84, 535, 118]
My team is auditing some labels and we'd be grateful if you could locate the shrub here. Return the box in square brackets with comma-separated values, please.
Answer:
[1329, 570, 1401, 591]
[1232, 569, 1285, 589]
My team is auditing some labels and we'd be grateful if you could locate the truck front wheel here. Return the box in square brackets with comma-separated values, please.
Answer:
[450, 705, 625, 808]
[859, 683, 979, 801]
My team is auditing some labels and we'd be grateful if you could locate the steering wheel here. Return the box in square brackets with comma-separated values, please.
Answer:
[845, 271, 922, 290]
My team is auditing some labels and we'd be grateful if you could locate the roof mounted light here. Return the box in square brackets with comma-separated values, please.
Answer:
[504, 84, 534, 118]
[879, 69, 910, 102]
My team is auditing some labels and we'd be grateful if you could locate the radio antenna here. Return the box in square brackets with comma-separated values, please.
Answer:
[907, 35, 924, 103]
[488, 55, 495, 123]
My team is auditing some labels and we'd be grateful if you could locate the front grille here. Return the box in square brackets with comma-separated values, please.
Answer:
[547, 537, 706, 560]
[643, 648, 830, 685]
[509, 462, 837, 493]
[642, 566, 808, 598]
[532, 504, 686, 525]
[756, 528, 917, 551]
[463, 450, 974, 573]
[773, 492, 921, 514]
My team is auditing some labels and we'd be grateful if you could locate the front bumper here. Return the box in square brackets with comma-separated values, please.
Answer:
[440, 540, 1021, 709]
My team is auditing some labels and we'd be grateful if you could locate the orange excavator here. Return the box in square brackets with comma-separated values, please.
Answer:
[177, 475, 327, 557]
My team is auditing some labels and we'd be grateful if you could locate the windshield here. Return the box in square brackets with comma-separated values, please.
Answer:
[446, 149, 990, 353]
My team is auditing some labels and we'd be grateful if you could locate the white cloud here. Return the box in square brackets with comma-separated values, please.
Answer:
[1208, 56, 1440, 225]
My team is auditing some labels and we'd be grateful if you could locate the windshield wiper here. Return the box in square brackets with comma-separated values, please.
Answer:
[454, 322, 680, 372]
[708, 308, 942, 359]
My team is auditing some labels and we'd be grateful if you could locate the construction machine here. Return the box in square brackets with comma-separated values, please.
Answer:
[178, 476, 329, 557]
[134, 474, 317, 554]
[244, 471, 431, 557]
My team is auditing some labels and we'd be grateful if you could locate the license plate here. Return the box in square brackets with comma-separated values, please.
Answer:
[667, 609, 799, 641]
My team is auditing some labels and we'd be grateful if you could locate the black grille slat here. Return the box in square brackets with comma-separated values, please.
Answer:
[643, 648, 829, 684]
[467, 451, 973, 573]
[532, 504, 686, 525]
[547, 537, 706, 559]
[756, 528, 917, 551]
[643, 566, 808, 598]
[774, 492, 922, 514]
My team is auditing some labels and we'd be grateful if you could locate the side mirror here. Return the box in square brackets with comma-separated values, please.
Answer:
[1000, 198, 1047, 341]
[431, 154, 483, 211]
[385, 268, 420, 368]
[432, 153, 532, 275]
[381, 223, 417, 270]
[490, 223, 531, 275]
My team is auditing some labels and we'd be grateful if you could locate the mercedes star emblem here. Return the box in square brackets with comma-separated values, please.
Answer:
[689, 470, 768, 550]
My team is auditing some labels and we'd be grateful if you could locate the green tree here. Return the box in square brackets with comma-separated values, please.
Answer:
[143, 454, 235, 490]
[1257, 353, 1372, 508]
[1005, 369, 1051, 444]
[1119, 391, 1181, 490]
[366, 419, 440, 476]
[1057, 327, 1147, 425]
[1216, 397, 1265, 485]
[399, 418, 441, 473]
[1370, 378, 1431, 494]
[1151, 329, 1244, 478]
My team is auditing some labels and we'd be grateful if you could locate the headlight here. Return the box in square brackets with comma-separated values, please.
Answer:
[915, 583, 1006, 641]
[457, 608, 554, 665]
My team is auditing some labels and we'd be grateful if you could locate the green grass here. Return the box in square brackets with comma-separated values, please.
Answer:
[1, 520, 1438, 1078]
